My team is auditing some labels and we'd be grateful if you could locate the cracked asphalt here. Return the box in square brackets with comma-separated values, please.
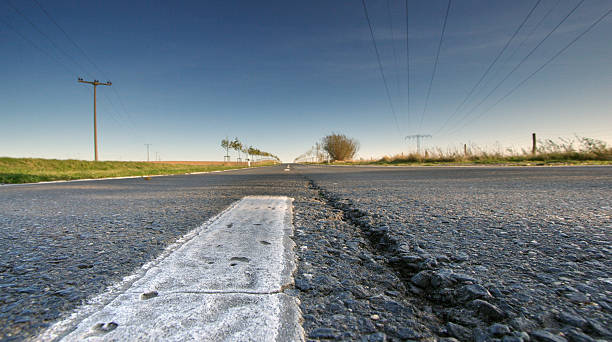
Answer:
[294, 165, 612, 342]
[0, 167, 306, 340]
[1, 164, 610, 341]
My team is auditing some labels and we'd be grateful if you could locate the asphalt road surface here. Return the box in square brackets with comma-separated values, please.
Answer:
[1, 165, 610, 341]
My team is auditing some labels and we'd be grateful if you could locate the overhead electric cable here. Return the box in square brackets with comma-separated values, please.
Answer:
[5, 0, 89, 77]
[101, 91, 134, 128]
[0, 14, 128, 133]
[405, 0, 410, 130]
[386, 0, 402, 96]
[475, 0, 561, 103]
[5, 1, 134, 136]
[361, 0, 402, 137]
[0, 14, 75, 74]
[31, 0, 101, 75]
[31, 0, 138, 129]
[444, 0, 586, 134]
[435, 0, 542, 135]
[418, 0, 451, 131]
[447, 7, 612, 136]
[499, 0, 562, 77]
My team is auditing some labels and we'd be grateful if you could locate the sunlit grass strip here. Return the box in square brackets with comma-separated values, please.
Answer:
[0, 158, 270, 184]
[328, 151, 612, 166]
[318, 137, 612, 166]
[370, 154, 611, 166]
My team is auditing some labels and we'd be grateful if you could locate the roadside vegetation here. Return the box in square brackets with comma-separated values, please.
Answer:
[221, 137, 279, 162]
[374, 136, 612, 165]
[322, 133, 359, 161]
[0, 158, 259, 184]
[297, 136, 612, 166]
[295, 133, 359, 162]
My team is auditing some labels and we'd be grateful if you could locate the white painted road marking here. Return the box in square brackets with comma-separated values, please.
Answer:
[37, 196, 303, 342]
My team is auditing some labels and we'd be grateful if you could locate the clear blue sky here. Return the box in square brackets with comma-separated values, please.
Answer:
[1, 0, 611, 161]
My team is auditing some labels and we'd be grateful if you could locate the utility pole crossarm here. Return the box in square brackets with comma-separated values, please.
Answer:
[78, 78, 112, 86]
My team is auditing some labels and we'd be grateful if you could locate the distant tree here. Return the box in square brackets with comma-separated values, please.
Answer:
[230, 137, 243, 161]
[247, 146, 258, 161]
[322, 133, 359, 161]
[221, 138, 230, 160]
[242, 145, 252, 161]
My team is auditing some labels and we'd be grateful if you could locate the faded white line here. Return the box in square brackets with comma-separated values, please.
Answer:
[37, 196, 303, 342]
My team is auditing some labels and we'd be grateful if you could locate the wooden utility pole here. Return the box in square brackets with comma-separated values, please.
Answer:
[532, 133, 537, 155]
[464, 144, 467, 156]
[145, 144, 152, 162]
[78, 78, 112, 161]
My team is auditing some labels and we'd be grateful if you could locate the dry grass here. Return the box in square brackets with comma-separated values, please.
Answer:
[332, 137, 612, 166]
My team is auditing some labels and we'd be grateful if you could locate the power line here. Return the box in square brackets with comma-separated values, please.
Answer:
[7, 1, 128, 132]
[100, 87, 136, 130]
[3, 1, 139, 145]
[494, 0, 562, 82]
[109, 86, 137, 129]
[385, 0, 402, 98]
[100, 91, 133, 130]
[31, 0, 104, 77]
[361, 0, 402, 138]
[418, 0, 451, 131]
[448, 7, 612, 136]
[31, 0, 138, 130]
[0, 12, 96, 111]
[0, 14, 76, 75]
[435, 0, 542, 135]
[472, 0, 561, 106]
[5, 0, 89, 77]
[405, 0, 410, 131]
[444, 0, 586, 135]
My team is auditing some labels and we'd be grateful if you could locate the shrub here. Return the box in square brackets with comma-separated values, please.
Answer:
[322, 133, 359, 161]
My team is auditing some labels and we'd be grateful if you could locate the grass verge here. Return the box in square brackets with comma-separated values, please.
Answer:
[323, 151, 612, 166]
[335, 156, 612, 167]
[311, 137, 612, 166]
[0, 158, 272, 184]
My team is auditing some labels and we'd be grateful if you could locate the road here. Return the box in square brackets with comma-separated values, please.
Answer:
[1, 165, 610, 341]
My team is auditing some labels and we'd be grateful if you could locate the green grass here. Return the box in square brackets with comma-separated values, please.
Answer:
[0, 158, 265, 184]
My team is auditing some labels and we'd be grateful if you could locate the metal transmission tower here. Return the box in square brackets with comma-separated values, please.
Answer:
[405, 134, 432, 155]
[78, 78, 112, 161]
